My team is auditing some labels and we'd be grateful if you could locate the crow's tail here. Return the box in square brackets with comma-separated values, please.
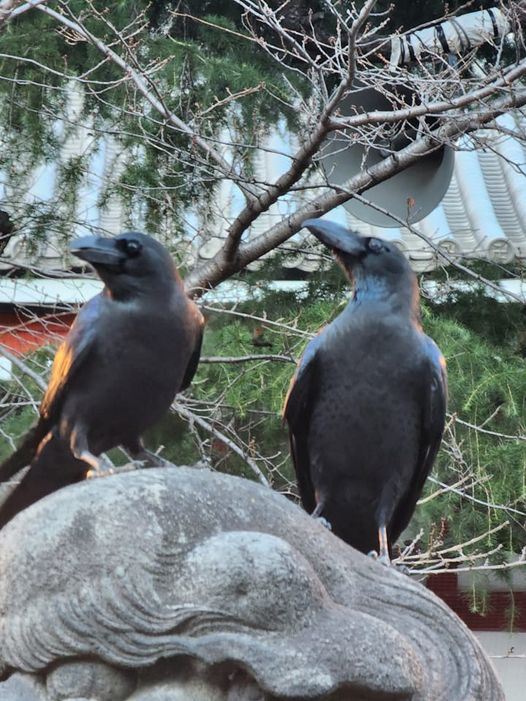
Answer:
[0, 435, 87, 529]
[0, 420, 48, 482]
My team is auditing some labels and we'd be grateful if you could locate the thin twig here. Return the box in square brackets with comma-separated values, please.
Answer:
[453, 415, 526, 442]
[201, 304, 314, 338]
[200, 354, 294, 364]
[0, 0, 47, 27]
[173, 400, 270, 487]
[426, 476, 526, 517]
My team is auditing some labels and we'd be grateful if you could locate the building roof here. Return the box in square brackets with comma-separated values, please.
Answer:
[0, 276, 524, 307]
[197, 114, 526, 273]
[1, 102, 526, 275]
[338, 114, 526, 272]
[0, 278, 102, 307]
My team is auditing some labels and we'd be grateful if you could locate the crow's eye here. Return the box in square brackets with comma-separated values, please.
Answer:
[368, 238, 384, 254]
[117, 238, 142, 257]
[125, 239, 142, 257]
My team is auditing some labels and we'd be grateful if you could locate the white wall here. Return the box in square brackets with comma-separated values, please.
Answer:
[476, 632, 526, 701]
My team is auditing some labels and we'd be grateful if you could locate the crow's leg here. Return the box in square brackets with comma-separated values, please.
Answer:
[367, 525, 391, 565]
[372, 482, 399, 564]
[311, 501, 332, 530]
[377, 524, 391, 565]
[34, 429, 53, 457]
[69, 426, 112, 478]
[311, 502, 324, 518]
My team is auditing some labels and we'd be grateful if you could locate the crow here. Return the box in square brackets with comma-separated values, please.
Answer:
[284, 219, 447, 562]
[0, 232, 204, 527]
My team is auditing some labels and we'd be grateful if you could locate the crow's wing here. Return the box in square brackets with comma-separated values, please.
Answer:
[179, 313, 204, 392]
[0, 420, 47, 481]
[283, 334, 323, 514]
[389, 335, 447, 542]
[0, 295, 103, 483]
[40, 294, 104, 423]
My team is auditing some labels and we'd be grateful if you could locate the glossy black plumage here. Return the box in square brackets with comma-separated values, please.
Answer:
[284, 219, 447, 560]
[0, 232, 204, 527]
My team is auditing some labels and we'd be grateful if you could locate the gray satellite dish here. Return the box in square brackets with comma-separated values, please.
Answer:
[322, 85, 455, 228]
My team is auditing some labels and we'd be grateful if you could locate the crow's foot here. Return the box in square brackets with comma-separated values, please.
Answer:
[315, 516, 332, 531]
[367, 550, 391, 566]
[85, 454, 114, 479]
[129, 447, 168, 468]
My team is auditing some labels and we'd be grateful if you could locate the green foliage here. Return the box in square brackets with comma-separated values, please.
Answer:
[413, 310, 526, 556]
[177, 305, 297, 482]
[427, 289, 525, 353]
[0, 404, 34, 463]
[0, 1, 307, 239]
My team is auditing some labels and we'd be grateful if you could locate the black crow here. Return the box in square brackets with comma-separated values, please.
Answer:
[284, 219, 447, 562]
[0, 232, 204, 527]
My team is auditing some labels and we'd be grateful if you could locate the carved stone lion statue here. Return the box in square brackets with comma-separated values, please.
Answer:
[0, 467, 504, 700]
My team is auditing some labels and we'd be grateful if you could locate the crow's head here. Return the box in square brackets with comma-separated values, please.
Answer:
[70, 232, 181, 299]
[302, 218, 416, 301]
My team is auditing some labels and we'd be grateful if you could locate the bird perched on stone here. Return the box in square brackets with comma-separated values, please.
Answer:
[0, 232, 204, 528]
[283, 219, 447, 563]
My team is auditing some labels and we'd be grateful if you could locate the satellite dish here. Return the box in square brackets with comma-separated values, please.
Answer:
[322, 85, 455, 228]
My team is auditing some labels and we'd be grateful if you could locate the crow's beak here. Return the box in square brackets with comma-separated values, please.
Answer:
[302, 219, 366, 257]
[70, 236, 124, 266]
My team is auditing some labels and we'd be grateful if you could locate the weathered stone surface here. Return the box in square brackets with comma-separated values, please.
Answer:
[0, 672, 47, 700]
[46, 659, 136, 700]
[0, 467, 504, 700]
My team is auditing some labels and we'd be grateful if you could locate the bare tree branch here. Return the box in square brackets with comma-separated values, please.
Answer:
[0, 0, 47, 30]
[0, 344, 47, 392]
[186, 82, 526, 293]
[452, 415, 526, 442]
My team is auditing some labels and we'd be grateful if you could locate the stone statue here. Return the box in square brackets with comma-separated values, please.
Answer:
[0, 467, 504, 700]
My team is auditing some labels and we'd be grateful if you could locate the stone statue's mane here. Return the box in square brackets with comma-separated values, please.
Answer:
[0, 468, 504, 700]
[7, 575, 249, 669]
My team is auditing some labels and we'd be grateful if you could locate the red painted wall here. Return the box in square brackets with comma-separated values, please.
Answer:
[427, 572, 526, 632]
[0, 309, 75, 354]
